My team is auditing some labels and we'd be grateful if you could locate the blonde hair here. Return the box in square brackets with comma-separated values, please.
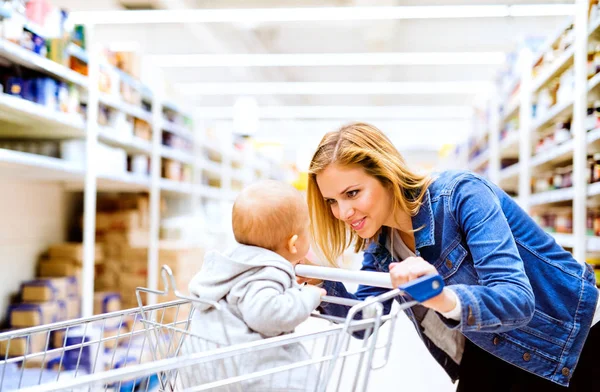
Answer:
[307, 122, 432, 265]
[232, 180, 308, 252]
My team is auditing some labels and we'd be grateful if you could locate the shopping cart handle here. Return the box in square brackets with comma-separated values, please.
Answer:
[399, 274, 444, 302]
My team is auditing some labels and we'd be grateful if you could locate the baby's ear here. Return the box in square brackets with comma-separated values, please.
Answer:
[288, 234, 299, 254]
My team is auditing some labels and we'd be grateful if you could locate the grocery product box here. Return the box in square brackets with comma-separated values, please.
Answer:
[0, 331, 49, 358]
[21, 278, 70, 302]
[38, 259, 82, 278]
[93, 292, 121, 315]
[48, 243, 104, 264]
[9, 302, 59, 328]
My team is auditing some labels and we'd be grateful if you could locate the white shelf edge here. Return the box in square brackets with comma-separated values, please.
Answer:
[499, 163, 520, 181]
[160, 146, 194, 164]
[531, 99, 573, 132]
[162, 121, 193, 140]
[588, 236, 600, 252]
[532, 18, 574, 67]
[501, 97, 520, 123]
[0, 148, 83, 174]
[99, 94, 152, 122]
[588, 181, 600, 197]
[0, 93, 86, 134]
[0, 39, 88, 87]
[529, 187, 574, 206]
[159, 178, 194, 195]
[531, 140, 574, 168]
[532, 47, 575, 93]
[98, 128, 152, 154]
[468, 150, 489, 171]
[551, 233, 575, 249]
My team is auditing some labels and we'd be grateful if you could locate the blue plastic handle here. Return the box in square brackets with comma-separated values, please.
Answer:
[398, 274, 444, 302]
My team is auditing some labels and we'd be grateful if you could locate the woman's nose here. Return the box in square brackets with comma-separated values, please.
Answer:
[340, 202, 354, 220]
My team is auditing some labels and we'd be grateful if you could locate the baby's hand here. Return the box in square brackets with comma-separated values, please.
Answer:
[305, 284, 327, 297]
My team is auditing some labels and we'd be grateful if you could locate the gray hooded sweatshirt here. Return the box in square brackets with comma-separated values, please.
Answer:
[186, 244, 322, 391]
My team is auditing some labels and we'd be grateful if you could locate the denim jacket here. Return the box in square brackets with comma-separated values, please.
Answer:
[320, 170, 598, 386]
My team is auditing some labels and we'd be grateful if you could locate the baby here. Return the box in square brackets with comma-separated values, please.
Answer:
[187, 179, 325, 391]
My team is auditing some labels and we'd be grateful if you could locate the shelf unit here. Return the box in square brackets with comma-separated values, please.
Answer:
[466, 3, 600, 266]
[0, 32, 271, 317]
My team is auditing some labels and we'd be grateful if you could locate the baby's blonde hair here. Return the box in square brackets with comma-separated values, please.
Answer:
[232, 180, 308, 251]
[307, 122, 432, 265]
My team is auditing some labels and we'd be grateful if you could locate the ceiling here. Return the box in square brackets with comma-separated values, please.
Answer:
[52, 0, 573, 161]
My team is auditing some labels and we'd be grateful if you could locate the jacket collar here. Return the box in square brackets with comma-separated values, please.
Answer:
[368, 189, 435, 254]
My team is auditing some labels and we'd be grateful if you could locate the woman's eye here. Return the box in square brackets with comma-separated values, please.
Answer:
[325, 199, 337, 205]
[347, 190, 359, 198]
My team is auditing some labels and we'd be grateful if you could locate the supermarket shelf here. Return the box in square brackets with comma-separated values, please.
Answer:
[588, 236, 600, 252]
[499, 163, 520, 182]
[532, 47, 575, 94]
[501, 97, 519, 123]
[197, 158, 222, 175]
[162, 121, 193, 140]
[99, 93, 152, 122]
[551, 233, 600, 253]
[531, 140, 573, 169]
[530, 187, 574, 206]
[531, 98, 573, 132]
[67, 43, 88, 63]
[499, 132, 519, 158]
[232, 169, 246, 183]
[588, 71, 600, 92]
[159, 178, 194, 196]
[0, 148, 83, 181]
[98, 128, 152, 155]
[0, 39, 88, 87]
[590, 16, 600, 39]
[0, 93, 85, 138]
[532, 18, 573, 67]
[97, 173, 150, 191]
[160, 146, 194, 164]
[196, 184, 222, 199]
[551, 233, 575, 249]
[468, 150, 489, 171]
[588, 181, 600, 198]
[530, 128, 600, 169]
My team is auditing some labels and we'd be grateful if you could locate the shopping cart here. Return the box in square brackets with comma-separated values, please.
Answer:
[0, 264, 444, 392]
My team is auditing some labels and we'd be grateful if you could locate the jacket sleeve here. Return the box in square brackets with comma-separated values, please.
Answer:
[319, 251, 393, 319]
[237, 279, 321, 337]
[442, 175, 535, 332]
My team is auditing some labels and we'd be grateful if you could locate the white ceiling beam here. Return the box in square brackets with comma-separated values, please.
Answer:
[177, 81, 493, 95]
[195, 105, 473, 119]
[149, 52, 506, 67]
[71, 4, 574, 25]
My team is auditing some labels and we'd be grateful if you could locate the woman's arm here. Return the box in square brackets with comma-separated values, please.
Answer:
[445, 175, 535, 332]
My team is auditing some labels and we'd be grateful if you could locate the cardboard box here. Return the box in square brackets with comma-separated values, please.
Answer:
[0, 331, 49, 357]
[66, 296, 81, 320]
[21, 278, 70, 302]
[38, 260, 82, 278]
[94, 292, 121, 315]
[48, 243, 104, 263]
[22, 352, 62, 370]
[9, 302, 58, 328]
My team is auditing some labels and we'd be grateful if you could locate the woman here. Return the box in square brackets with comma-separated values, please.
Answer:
[303, 122, 599, 391]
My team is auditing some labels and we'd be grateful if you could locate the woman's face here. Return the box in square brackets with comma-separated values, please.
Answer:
[316, 164, 394, 239]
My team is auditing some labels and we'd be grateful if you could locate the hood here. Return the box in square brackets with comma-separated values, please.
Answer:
[188, 244, 295, 311]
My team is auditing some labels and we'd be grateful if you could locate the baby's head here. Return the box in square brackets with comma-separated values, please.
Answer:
[232, 180, 311, 263]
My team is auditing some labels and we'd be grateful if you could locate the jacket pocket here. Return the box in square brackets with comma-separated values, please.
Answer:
[502, 310, 573, 362]
[436, 242, 468, 280]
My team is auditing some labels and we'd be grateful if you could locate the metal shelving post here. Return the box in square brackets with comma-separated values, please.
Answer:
[573, 0, 590, 263]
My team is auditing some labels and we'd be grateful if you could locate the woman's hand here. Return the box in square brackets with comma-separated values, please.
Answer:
[389, 257, 456, 313]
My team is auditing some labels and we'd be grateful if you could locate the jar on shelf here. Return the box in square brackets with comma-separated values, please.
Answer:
[562, 165, 573, 188]
[592, 152, 600, 183]
[553, 168, 564, 190]
[555, 208, 573, 234]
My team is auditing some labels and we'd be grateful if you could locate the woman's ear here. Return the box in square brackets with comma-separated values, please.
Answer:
[287, 234, 299, 254]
